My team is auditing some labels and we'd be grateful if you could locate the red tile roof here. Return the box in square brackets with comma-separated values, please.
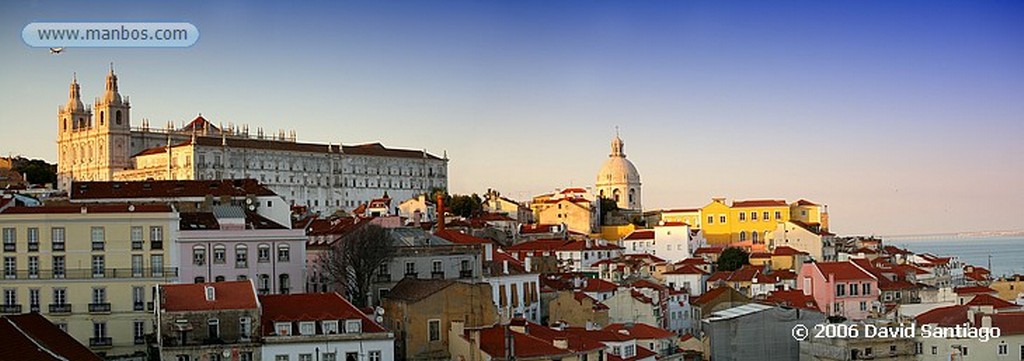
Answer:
[663, 265, 709, 275]
[519, 224, 565, 234]
[661, 208, 701, 213]
[692, 287, 730, 305]
[1, 203, 173, 214]
[477, 325, 574, 359]
[582, 278, 618, 293]
[731, 199, 787, 208]
[990, 312, 1024, 335]
[0, 313, 103, 361]
[915, 305, 970, 326]
[70, 179, 277, 200]
[603, 323, 675, 340]
[763, 289, 818, 311]
[772, 246, 808, 256]
[954, 286, 997, 295]
[965, 294, 1019, 309]
[161, 281, 259, 312]
[573, 291, 610, 311]
[623, 229, 655, 240]
[137, 134, 444, 160]
[560, 187, 589, 194]
[434, 229, 492, 245]
[260, 292, 386, 335]
[793, 199, 818, 206]
[813, 261, 876, 281]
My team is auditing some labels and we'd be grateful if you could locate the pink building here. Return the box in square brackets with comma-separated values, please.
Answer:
[799, 261, 878, 320]
[178, 207, 306, 294]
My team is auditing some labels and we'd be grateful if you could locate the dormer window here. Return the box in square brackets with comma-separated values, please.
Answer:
[204, 286, 215, 301]
[322, 320, 339, 334]
[345, 319, 362, 334]
[274, 322, 291, 336]
[299, 321, 316, 335]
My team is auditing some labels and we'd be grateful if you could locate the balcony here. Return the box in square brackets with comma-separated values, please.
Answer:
[3, 243, 14, 252]
[459, 270, 473, 279]
[134, 302, 144, 311]
[431, 271, 445, 280]
[0, 304, 22, 314]
[376, 273, 391, 282]
[147, 301, 154, 311]
[404, 272, 418, 279]
[28, 243, 39, 252]
[91, 242, 104, 251]
[131, 241, 143, 250]
[88, 303, 111, 313]
[52, 243, 65, 251]
[150, 241, 163, 250]
[29, 304, 40, 313]
[134, 336, 146, 345]
[0, 267, 182, 280]
[89, 337, 112, 348]
[49, 304, 72, 314]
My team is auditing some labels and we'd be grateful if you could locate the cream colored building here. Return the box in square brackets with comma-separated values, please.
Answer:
[772, 220, 837, 262]
[595, 133, 642, 211]
[0, 204, 180, 359]
[531, 188, 600, 235]
[55, 68, 448, 215]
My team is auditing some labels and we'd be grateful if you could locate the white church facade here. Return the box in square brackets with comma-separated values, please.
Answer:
[56, 68, 448, 214]
[595, 132, 642, 211]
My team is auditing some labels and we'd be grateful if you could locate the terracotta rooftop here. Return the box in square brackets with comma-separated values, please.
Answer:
[70, 179, 277, 200]
[434, 229, 492, 245]
[623, 229, 655, 240]
[382, 278, 456, 303]
[603, 323, 675, 340]
[581, 278, 618, 293]
[954, 286, 997, 295]
[813, 261, 876, 281]
[663, 264, 708, 275]
[763, 289, 819, 311]
[135, 135, 444, 160]
[772, 246, 808, 256]
[964, 294, 1020, 309]
[0, 203, 173, 214]
[260, 292, 386, 335]
[161, 280, 259, 312]
[731, 199, 787, 208]
[0, 313, 102, 361]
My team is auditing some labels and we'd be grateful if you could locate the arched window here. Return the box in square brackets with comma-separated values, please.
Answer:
[751, 231, 759, 243]
[277, 244, 290, 262]
[63, 118, 68, 131]
[192, 245, 206, 266]
[194, 276, 205, 284]
[613, 189, 620, 202]
[739, 231, 747, 241]
[213, 244, 226, 264]
[279, 274, 290, 294]
[629, 188, 635, 203]
[258, 274, 270, 294]
[258, 244, 271, 262]
[99, 111, 104, 125]
[116, 110, 122, 125]
[235, 245, 248, 268]
[214, 275, 225, 282]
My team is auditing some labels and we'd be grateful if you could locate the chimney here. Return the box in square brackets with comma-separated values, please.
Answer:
[436, 194, 445, 231]
[525, 257, 532, 273]
[981, 315, 992, 329]
[503, 260, 509, 274]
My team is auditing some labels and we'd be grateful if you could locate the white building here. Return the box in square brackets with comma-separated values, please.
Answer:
[261, 293, 394, 361]
[621, 222, 705, 264]
[56, 69, 448, 215]
[595, 132, 642, 211]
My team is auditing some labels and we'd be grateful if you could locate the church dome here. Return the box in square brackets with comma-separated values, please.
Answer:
[597, 154, 640, 185]
[595, 132, 642, 213]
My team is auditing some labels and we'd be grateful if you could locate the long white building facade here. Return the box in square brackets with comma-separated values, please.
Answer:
[56, 68, 448, 214]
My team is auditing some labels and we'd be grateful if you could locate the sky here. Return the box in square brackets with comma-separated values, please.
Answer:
[1, 1, 1022, 236]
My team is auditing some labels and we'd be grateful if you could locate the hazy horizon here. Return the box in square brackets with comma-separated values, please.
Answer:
[2, 1, 1022, 236]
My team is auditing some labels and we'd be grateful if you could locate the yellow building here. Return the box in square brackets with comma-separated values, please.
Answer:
[659, 208, 702, 228]
[0, 204, 179, 359]
[698, 198, 827, 249]
[531, 189, 600, 235]
[990, 275, 1024, 301]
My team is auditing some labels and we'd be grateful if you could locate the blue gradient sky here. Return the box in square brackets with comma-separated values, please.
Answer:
[1, 1, 1022, 235]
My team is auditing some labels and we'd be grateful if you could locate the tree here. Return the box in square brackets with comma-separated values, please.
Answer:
[11, 157, 57, 186]
[319, 224, 396, 307]
[448, 193, 483, 217]
[599, 197, 619, 218]
[717, 247, 750, 271]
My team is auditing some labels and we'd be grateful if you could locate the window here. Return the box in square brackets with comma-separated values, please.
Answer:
[890, 345, 897, 354]
[92, 287, 106, 304]
[707, 215, 713, 224]
[860, 301, 867, 311]
[279, 274, 290, 294]
[29, 289, 39, 311]
[150, 226, 163, 249]
[836, 284, 845, 297]
[997, 342, 1007, 355]
[176, 356, 191, 361]
[368, 351, 381, 361]
[91, 227, 105, 250]
[775, 211, 782, 220]
[428, 319, 441, 341]
[133, 286, 145, 311]
[850, 283, 859, 296]
[322, 320, 339, 334]
[53, 288, 66, 305]
[499, 284, 507, 307]
[751, 212, 758, 221]
[432, 260, 443, 276]
[405, 262, 416, 277]
[93, 321, 107, 338]
[322, 353, 336, 361]
[914, 342, 923, 355]
[240, 317, 252, 339]
[51, 228, 65, 251]
[2, 228, 15, 252]
[345, 319, 362, 333]
[299, 321, 315, 335]
[862, 283, 871, 296]
[864, 347, 873, 357]
[28, 256, 38, 278]
[3, 289, 16, 306]
[258, 274, 271, 294]
[91, 255, 105, 277]
[346, 352, 357, 361]
[193, 246, 206, 266]
[236, 245, 249, 268]
[2, 257, 13, 279]
[213, 245, 227, 263]
[207, 319, 220, 339]
[275, 322, 292, 335]
[151, 255, 164, 277]
[277, 244, 290, 262]
[719, 215, 726, 223]
[511, 283, 519, 307]
[931, 346, 937, 355]
[276, 356, 290, 361]
[739, 231, 746, 241]
[132, 255, 143, 277]
[27, 228, 39, 251]
[961, 346, 968, 356]
[299, 355, 313, 361]
[131, 226, 143, 250]
[739, 212, 745, 221]
[258, 244, 271, 262]
[134, 320, 145, 343]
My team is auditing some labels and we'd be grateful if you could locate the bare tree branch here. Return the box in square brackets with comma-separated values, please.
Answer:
[318, 224, 396, 307]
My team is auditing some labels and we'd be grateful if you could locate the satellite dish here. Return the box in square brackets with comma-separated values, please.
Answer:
[375, 315, 384, 324]
[375, 306, 385, 316]
[246, 198, 253, 204]
[247, 205, 256, 211]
